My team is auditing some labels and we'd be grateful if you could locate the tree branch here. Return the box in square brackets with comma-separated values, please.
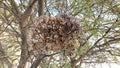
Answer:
[18, 0, 37, 68]
[0, 43, 12, 68]
[30, 52, 60, 68]
[38, 0, 44, 16]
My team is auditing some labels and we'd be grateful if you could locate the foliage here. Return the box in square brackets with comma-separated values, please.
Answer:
[0, 0, 120, 68]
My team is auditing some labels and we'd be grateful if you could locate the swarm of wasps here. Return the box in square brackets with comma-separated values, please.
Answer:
[29, 14, 81, 58]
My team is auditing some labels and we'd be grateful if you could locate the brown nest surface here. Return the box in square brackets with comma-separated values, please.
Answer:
[29, 14, 81, 57]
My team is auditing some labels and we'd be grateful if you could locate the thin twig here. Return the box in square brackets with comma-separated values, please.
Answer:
[30, 52, 60, 68]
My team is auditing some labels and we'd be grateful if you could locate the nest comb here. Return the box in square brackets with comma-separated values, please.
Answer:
[29, 14, 81, 57]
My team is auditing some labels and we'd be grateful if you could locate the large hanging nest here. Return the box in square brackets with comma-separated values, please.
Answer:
[29, 14, 81, 57]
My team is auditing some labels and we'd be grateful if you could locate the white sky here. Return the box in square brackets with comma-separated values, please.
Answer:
[82, 63, 120, 68]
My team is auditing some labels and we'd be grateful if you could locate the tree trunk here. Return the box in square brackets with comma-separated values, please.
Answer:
[17, 0, 37, 68]
[18, 24, 28, 68]
[38, 0, 44, 16]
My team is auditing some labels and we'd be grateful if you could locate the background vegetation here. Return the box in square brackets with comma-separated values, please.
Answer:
[0, 0, 120, 68]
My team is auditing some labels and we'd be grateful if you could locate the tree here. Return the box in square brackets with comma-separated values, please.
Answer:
[0, 0, 120, 68]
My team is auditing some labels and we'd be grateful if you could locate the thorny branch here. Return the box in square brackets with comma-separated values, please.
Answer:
[0, 18, 12, 35]
[88, 18, 118, 53]
[72, 14, 119, 67]
[30, 52, 60, 68]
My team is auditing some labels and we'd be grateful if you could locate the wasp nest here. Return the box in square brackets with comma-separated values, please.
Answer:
[29, 14, 80, 57]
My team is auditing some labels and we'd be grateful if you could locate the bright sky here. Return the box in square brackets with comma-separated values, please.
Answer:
[81, 63, 120, 68]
